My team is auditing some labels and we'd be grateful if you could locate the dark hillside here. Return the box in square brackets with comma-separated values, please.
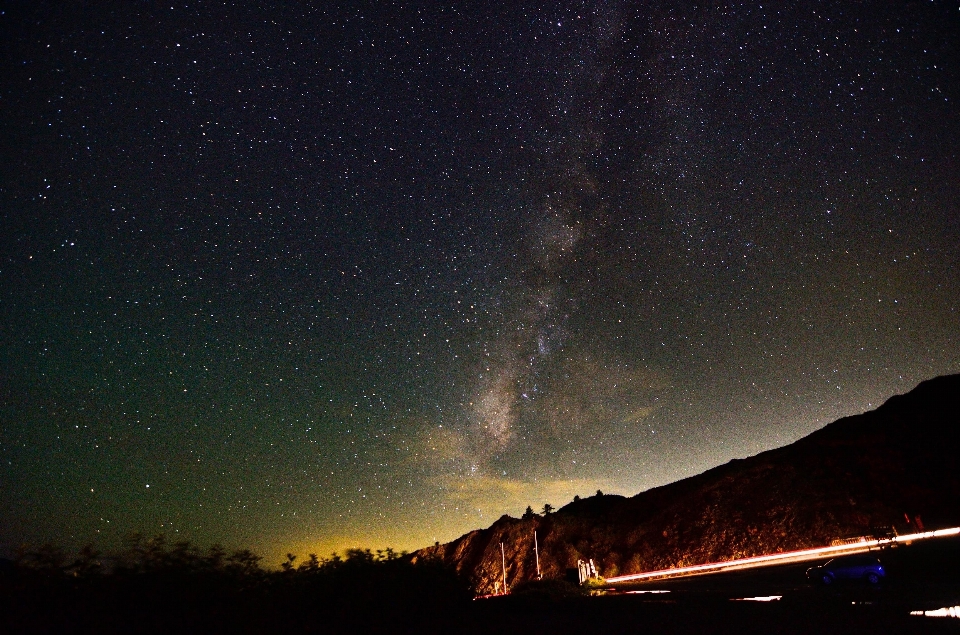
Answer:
[413, 375, 960, 593]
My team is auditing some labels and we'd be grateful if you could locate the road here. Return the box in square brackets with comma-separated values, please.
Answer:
[605, 527, 960, 584]
[603, 531, 960, 621]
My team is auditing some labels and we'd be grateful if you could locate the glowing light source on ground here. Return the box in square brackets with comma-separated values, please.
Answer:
[910, 606, 960, 618]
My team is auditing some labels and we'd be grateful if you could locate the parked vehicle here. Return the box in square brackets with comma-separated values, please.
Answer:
[806, 554, 885, 585]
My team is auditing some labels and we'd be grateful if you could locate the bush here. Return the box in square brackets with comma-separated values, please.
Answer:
[1, 537, 472, 633]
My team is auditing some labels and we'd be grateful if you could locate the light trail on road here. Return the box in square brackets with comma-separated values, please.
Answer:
[605, 527, 960, 584]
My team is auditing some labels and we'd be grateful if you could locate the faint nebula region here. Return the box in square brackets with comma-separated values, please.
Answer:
[529, 212, 582, 272]
[475, 374, 517, 450]
[468, 207, 586, 459]
[432, 0, 663, 481]
[463, 5, 627, 469]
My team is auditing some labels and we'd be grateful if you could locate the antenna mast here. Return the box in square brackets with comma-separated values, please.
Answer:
[500, 542, 508, 594]
[534, 531, 542, 580]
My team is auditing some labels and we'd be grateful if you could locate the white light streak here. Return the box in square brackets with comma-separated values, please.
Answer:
[911, 606, 960, 618]
[606, 527, 960, 584]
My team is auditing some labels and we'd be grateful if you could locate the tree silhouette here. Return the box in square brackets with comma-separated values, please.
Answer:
[542, 503, 554, 515]
[297, 553, 320, 572]
[5, 536, 472, 633]
[19, 543, 67, 572]
[67, 544, 102, 577]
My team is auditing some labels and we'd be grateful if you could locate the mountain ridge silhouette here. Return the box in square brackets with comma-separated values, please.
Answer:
[412, 374, 960, 593]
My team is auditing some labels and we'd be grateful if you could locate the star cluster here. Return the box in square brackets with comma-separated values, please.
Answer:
[1, 1, 958, 562]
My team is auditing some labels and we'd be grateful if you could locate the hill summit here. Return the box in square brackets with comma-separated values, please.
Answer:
[412, 374, 960, 593]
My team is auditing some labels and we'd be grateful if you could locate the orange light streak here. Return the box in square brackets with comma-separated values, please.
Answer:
[605, 526, 960, 584]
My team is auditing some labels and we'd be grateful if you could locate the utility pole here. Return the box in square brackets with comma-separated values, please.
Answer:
[500, 542, 508, 594]
[534, 531, 542, 580]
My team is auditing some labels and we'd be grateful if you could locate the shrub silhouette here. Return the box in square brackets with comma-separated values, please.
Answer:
[1, 536, 471, 634]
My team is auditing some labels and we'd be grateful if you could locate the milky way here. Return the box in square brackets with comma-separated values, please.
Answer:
[1, 1, 958, 562]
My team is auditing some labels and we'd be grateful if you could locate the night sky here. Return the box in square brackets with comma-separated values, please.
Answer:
[2, 1, 958, 563]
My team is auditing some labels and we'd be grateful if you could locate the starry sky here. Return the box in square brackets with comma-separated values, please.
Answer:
[2, 1, 958, 563]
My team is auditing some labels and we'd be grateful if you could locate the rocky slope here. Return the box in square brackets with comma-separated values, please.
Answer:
[412, 374, 960, 593]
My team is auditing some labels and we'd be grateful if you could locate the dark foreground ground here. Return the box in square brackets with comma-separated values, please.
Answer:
[4, 535, 959, 634]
